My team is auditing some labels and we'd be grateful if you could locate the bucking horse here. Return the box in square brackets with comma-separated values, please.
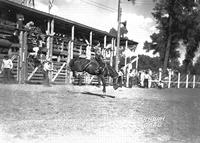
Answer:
[69, 57, 119, 93]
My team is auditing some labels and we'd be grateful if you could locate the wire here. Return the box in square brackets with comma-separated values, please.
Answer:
[80, 0, 116, 12]
[80, 0, 155, 13]
[134, 2, 155, 5]
[85, 0, 117, 11]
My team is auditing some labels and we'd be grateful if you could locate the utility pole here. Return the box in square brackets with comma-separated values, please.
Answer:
[116, 0, 122, 72]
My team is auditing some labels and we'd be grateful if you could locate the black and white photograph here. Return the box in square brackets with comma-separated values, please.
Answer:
[0, 0, 200, 142]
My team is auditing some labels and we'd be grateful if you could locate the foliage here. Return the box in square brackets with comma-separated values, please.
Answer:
[192, 56, 200, 75]
[119, 54, 181, 73]
[137, 55, 162, 71]
[144, 0, 200, 72]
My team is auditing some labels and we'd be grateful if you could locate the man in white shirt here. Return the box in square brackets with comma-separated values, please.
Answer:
[140, 71, 145, 87]
[1, 55, 13, 83]
[42, 59, 54, 86]
[129, 69, 136, 88]
[143, 70, 151, 88]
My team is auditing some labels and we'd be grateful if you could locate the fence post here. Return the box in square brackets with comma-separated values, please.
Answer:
[136, 55, 139, 71]
[18, 31, 24, 84]
[65, 63, 68, 84]
[159, 68, 162, 82]
[168, 69, 171, 88]
[125, 41, 129, 87]
[69, 25, 75, 84]
[177, 72, 180, 88]
[109, 38, 114, 84]
[193, 75, 196, 88]
[186, 74, 189, 88]
[103, 35, 107, 59]
[110, 38, 114, 67]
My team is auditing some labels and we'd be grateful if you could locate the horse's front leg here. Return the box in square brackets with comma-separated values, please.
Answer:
[72, 70, 77, 78]
[113, 77, 119, 90]
[99, 75, 106, 93]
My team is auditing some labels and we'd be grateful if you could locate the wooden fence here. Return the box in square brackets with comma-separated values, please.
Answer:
[150, 71, 200, 88]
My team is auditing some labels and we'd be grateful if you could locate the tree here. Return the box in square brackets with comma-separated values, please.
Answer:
[193, 56, 200, 75]
[137, 55, 162, 71]
[168, 58, 181, 71]
[144, 0, 200, 72]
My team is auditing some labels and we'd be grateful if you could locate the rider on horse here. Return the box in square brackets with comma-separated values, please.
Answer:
[94, 45, 105, 74]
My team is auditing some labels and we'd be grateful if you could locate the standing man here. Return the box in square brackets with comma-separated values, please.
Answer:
[118, 69, 123, 87]
[143, 70, 151, 88]
[1, 55, 13, 83]
[129, 69, 136, 88]
[42, 59, 54, 86]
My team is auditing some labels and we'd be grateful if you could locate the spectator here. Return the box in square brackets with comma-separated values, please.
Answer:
[42, 59, 54, 86]
[25, 21, 34, 30]
[16, 14, 24, 29]
[128, 69, 136, 88]
[143, 70, 151, 88]
[1, 55, 13, 83]
[157, 80, 164, 89]
[140, 70, 145, 87]
[148, 69, 153, 88]
[118, 69, 123, 87]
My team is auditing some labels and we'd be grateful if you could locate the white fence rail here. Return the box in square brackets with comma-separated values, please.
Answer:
[149, 71, 200, 88]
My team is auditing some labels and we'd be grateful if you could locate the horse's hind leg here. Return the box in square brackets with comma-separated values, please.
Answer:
[99, 75, 106, 93]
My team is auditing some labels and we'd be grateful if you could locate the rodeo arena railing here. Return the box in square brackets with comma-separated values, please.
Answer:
[154, 69, 200, 89]
[128, 69, 200, 89]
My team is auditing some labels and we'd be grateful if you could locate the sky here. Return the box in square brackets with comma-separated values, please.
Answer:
[31, 0, 157, 57]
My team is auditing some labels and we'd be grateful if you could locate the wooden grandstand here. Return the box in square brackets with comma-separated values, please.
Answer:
[0, 0, 138, 85]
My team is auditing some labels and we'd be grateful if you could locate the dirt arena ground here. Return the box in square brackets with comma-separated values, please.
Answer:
[0, 84, 200, 143]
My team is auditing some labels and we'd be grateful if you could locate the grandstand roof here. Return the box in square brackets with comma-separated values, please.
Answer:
[0, 0, 138, 46]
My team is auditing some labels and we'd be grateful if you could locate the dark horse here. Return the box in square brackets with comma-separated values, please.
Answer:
[69, 57, 119, 93]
